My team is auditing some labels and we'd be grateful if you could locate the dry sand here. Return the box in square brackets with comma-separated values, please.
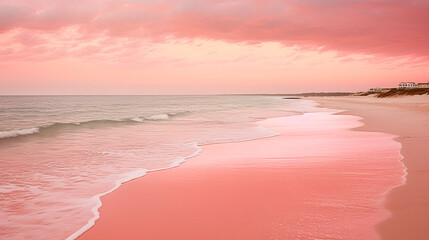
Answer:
[313, 95, 429, 240]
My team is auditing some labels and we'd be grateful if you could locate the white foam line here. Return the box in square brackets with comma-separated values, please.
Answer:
[65, 144, 203, 240]
[65, 168, 147, 240]
[131, 117, 144, 122]
[0, 127, 40, 139]
[377, 135, 408, 218]
[145, 114, 169, 120]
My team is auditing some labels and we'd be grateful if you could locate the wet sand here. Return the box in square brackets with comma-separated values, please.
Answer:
[77, 108, 404, 240]
[313, 95, 429, 240]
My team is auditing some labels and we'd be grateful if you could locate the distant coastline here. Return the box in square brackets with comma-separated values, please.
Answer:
[280, 92, 354, 97]
[357, 88, 429, 98]
[280, 88, 429, 98]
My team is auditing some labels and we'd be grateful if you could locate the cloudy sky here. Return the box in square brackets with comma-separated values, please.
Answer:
[1, 0, 429, 94]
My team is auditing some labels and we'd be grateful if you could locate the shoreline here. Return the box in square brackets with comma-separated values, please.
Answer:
[65, 146, 201, 240]
[76, 102, 404, 240]
[312, 95, 429, 240]
[66, 114, 288, 240]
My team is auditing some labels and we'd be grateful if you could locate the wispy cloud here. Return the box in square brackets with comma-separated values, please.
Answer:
[1, 0, 429, 61]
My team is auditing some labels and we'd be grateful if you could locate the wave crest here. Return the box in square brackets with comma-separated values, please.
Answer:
[0, 128, 40, 139]
[145, 114, 169, 120]
[131, 117, 144, 122]
[0, 111, 190, 140]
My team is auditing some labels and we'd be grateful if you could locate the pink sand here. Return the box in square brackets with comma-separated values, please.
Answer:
[77, 111, 404, 240]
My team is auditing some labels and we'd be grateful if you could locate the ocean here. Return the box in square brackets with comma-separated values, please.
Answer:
[0, 95, 305, 240]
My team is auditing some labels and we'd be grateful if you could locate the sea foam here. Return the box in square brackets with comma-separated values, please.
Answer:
[0, 128, 40, 139]
[131, 117, 144, 122]
[146, 114, 169, 120]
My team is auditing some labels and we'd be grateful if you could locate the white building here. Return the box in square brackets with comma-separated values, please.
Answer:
[417, 82, 429, 88]
[398, 82, 417, 89]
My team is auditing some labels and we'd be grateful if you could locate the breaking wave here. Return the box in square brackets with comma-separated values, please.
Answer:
[145, 114, 169, 120]
[0, 128, 40, 139]
[0, 111, 189, 140]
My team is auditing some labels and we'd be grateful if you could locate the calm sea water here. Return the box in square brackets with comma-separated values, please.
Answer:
[0, 95, 306, 240]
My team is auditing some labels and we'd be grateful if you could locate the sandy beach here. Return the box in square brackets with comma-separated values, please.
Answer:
[77, 103, 405, 240]
[2, 1, 428, 239]
[313, 95, 429, 240]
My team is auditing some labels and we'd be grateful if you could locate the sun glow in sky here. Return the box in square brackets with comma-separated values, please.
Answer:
[1, 0, 429, 94]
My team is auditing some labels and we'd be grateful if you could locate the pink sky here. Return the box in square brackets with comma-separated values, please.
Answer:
[1, 0, 429, 94]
